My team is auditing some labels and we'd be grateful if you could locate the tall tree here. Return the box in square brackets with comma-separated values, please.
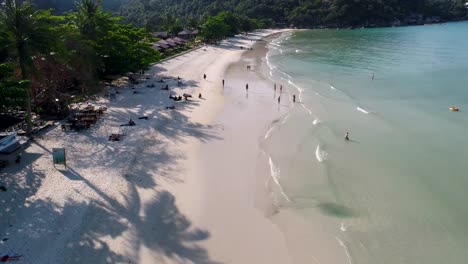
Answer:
[74, 0, 104, 41]
[70, 0, 160, 76]
[0, 0, 57, 134]
[200, 16, 228, 43]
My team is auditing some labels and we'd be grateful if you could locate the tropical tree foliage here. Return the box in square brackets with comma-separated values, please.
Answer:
[0, 0, 160, 130]
[114, 0, 467, 29]
[0, 63, 28, 112]
[200, 12, 264, 42]
[0, 0, 60, 133]
[200, 16, 229, 43]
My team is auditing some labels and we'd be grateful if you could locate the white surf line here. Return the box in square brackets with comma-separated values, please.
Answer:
[301, 104, 313, 115]
[268, 156, 291, 202]
[335, 236, 354, 264]
[315, 144, 329, 163]
[340, 222, 347, 232]
[287, 80, 313, 115]
[356, 107, 370, 114]
[281, 114, 290, 125]
[264, 126, 275, 139]
[315, 145, 325, 163]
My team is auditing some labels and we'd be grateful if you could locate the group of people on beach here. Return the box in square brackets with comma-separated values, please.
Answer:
[273, 83, 297, 105]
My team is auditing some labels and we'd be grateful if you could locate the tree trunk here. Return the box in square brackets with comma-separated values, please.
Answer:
[18, 49, 33, 136]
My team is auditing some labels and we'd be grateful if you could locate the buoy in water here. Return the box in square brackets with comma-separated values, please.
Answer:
[449, 107, 459, 112]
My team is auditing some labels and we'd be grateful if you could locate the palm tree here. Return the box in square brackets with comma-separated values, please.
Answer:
[0, 0, 55, 135]
[74, 0, 102, 41]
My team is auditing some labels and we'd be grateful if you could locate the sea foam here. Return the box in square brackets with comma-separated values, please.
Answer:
[315, 145, 328, 163]
[356, 107, 370, 114]
[268, 156, 291, 202]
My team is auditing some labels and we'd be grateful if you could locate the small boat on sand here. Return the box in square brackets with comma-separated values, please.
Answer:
[0, 132, 20, 154]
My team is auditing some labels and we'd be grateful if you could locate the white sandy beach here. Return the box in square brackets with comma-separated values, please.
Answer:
[0, 30, 293, 264]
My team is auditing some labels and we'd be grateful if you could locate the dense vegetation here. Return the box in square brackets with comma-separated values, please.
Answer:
[0, 0, 160, 133]
[34, 0, 468, 29]
[117, 0, 468, 29]
[33, 0, 123, 13]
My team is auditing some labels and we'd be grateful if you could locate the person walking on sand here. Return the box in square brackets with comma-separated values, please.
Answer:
[199, 93, 202, 99]
[274, 83, 276, 91]
[345, 131, 350, 141]
[293, 94, 296, 102]
[278, 96, 281, 104]
[280, 85, 283, 92]
[246, 83, 249, 91]
[203, 74, 206, 80]
[222, 79, 225, 86]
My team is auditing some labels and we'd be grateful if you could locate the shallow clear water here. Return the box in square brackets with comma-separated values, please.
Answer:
[263, 22, 468, 263]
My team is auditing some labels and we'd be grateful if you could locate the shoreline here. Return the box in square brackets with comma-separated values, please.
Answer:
[204, 30, 353, 264]
[189, 32, 294, 263]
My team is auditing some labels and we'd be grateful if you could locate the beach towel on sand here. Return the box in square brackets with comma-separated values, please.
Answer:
[1, 254, 22, 262]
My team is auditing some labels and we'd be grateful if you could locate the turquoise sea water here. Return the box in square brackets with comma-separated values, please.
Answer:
[263, 22, 468, 263]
